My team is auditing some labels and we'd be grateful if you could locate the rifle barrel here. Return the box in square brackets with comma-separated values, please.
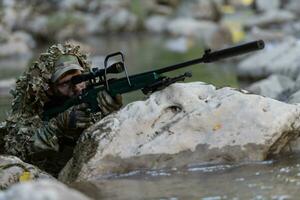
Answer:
[151, 40, 264, 75]
[202, 40, 265, 63]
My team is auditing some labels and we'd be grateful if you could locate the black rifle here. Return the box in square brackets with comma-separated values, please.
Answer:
[43, 40, 265, 120]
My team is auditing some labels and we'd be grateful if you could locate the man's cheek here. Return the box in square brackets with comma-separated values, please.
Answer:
[81, 82, 86, 89]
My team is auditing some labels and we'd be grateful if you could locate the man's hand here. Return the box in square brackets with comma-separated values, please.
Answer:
[55, 103, 93, 130]
[32, 104, 92, 152]
[97, 90, 123, 116]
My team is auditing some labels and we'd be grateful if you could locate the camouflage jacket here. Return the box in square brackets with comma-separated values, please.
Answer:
[2, 43, 99, 175]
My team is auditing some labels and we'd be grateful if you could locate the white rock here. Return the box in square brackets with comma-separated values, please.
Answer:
[165, 37, 193, 53]
[0, 180, 91, 200]
[59, 0, 86, 10]
[255, 0, 281, 12]
[285, 0, 300, 16]
[248, 27, 285, 43]
[0, 31, 34, 59]
[166, 18, 225, 47]
[287, 90, 300, 104]
[59, 82, 300, 182]
[107, 9, 138, 32]
[246, 75, 295, 99]
[176, 0, 220, 21]
[167, 18, 218, 38]
[11, 31, 36, 49]
[244, 10, 296, 28]
[145, 15, 169, 33]
[85, 8, 138, 33]
[0, 155, 53, 189]
[237, 38, 300, 80]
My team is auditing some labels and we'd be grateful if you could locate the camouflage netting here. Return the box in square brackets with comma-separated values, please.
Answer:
[2, 42, 91, 161]
[10, 43, 91, 117]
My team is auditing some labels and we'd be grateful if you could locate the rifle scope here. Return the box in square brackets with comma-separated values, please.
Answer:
[71, 62, 124, 85]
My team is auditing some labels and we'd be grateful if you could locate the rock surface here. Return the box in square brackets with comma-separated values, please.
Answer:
[0, 155, 53, 189]
[237, 38, 300, 80]
[59, 82, 300, 182]
[0, 179, 91, 200]
[246, 75, 295, 100]
[244, 10, 295, 29]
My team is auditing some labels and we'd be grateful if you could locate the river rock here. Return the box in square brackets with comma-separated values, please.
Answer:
[59, 0, 86, 10]
[2, 6, 17, 31]
[107, 9, 138, 32]
[285, 0, 300, 16]
[0, 31, 34, 59]
[167, 18, 218, 38]
[59, 82, 300, 182]
[165, 36, 195, 53]
[176, 0, 220, 21]
[244, 10, 296, 29]
[237, 38, 300, 80]
[0, 155, 53, 189]
[98, 0, 131, 8]
[246, 75, 295, 100]
[85, 8, 138, 34]
[248, 27, 286, 42]
[0, 179, 91, 200]
[166, 18, 229, 47]
[145, 15, 169, 33]
[287, 90, 300, 104]
[255, 0, 281, 12]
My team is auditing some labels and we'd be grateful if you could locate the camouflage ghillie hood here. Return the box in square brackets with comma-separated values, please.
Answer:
[8, 43, 91, 121]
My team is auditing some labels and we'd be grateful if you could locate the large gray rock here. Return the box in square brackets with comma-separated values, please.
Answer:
[237, 38, 300, 80]
[0, 31, 34, 59]
[166, 18, 231, 47]
[167, 18, 218, 38]
[145, 15, 169, 33]
[85, 8, 138, 34]
[176, 0, 220, 21]
[0, 180, 91, 200]
[248, 27, 286, 43]
[59, 82, 300, 182]
[255, 0, 281, 12]
[0, 155, 53, 189]
[244, 10, 296, 29]
[287, 90, 300, 104]
[285, 0, 300, 16]
[246, 75, 295, 100]
[165, 36, 195, 53]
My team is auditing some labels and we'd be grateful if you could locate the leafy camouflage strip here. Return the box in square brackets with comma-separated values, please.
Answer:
[3, 42, 91, 169]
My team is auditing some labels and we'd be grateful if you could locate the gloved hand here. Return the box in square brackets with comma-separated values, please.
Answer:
[55, 103, 93, 130]
[32, 104, 93, 153]
[97, 90, 123, 116]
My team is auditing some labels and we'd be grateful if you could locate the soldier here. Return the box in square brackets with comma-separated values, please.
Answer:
[2, 43, 122, 176]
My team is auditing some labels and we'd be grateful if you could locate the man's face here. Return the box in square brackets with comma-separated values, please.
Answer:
[54, 69, 86, 97]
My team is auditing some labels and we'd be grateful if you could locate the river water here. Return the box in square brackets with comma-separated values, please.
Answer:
[3, 35, 299, 199]
[70, 153, 300, 200]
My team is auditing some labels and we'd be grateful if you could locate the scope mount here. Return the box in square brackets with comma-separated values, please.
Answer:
[104, 52, 131, 90]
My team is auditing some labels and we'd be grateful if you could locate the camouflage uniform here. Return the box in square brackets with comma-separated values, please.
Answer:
[2, 43, 119, 176]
